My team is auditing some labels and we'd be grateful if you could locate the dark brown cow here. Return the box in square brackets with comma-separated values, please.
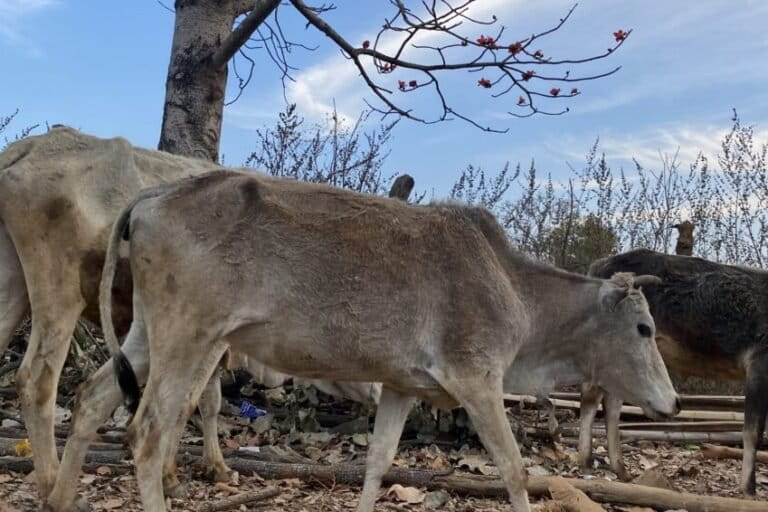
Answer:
[583, 248, 766, 495]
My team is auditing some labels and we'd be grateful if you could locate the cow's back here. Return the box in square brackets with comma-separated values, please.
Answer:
[0, 126, 221, 329]
[127, 171, 524, 401]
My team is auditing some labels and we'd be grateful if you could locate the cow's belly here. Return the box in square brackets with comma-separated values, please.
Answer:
[656, 334, 745, 381]
[223, 319, 444, 395]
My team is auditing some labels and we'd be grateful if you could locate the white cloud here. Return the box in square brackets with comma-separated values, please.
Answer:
[551, 122, 768, 170]
[282, 0, 540, 125]
[0, 0, 59, 54]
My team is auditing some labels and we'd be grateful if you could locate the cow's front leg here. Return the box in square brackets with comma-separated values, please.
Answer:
[603, 393, 629, 481]
[439, 372, 530, 512]
[578, 382, 603, 473]
[357, 387, 415, 512]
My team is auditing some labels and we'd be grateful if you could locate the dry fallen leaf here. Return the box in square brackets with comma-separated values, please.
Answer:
[429, 454, 449, 471]
[96, 465, 112, 476]
[458, 454, 498, 475]
[13, 438, 32, 457]
[214, 482, 240, 494]
[387, 484, 426, 504]
[94, 497, 125, 510]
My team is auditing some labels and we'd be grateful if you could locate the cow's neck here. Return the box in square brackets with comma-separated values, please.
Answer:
[509, 265, 602, 391]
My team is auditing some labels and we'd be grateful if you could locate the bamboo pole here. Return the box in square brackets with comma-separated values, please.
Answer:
[504, 394, 744, 421]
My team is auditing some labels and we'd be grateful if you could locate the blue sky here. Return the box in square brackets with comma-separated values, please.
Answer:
[2, 0, 767, 197]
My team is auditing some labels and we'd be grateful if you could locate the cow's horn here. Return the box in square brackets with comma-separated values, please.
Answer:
[633, 274, 662, 287]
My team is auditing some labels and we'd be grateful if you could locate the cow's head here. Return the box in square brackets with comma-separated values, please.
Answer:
[588, 272, 680, 418]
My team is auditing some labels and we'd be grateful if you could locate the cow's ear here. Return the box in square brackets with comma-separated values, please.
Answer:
[633, 274, 662, 287]
[609, 272, 635, 289]
[598, 282, 628, 311]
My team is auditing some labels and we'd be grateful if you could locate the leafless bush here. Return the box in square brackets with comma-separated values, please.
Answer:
[1, 109, 39, 151]
[245, 104, 421, 199]
[456, 111, 767, 270]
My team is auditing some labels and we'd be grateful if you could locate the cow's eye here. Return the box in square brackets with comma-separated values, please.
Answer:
[637, 323, 652, 338]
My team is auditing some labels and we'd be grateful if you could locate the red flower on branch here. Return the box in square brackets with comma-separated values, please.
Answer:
[478, 78, 492, 88]
[362, 40, 370, 49]
[613, 29, 628, 42]
[508, 42, 523, 56]
[533, 49, 544, 59]
[398, 80, 406, 91]
[522, 70, 536, 81]
[550, 88, 560, 96]
[409, 80, 417, 87]
[476, 35, 496, 48]
[570, 87, 579, 95]
[518, 96, 526, 105]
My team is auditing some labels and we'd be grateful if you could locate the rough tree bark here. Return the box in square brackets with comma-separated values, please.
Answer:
[158, 0, 280, 160]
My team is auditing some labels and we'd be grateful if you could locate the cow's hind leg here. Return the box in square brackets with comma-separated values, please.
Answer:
[356, 387, 415, 512]
[131, 340, 229, 512]
[0, 222, 28, 355]
[160, 365, 233, 498]
[45, 313, 150, 512]
[741, 353, 768, 496]
[17, 297, 83, 499]
[198, 367, 233, 483]
[439, 373, 530, 512]
[578, 382, 603, 473]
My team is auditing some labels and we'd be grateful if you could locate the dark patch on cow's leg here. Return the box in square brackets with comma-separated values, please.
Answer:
[742, 357, 768, 496]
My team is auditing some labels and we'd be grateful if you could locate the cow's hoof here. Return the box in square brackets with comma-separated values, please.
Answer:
[612, 465, 631, 482]
[205, 464, 235, 484]
[41, 496, 91, 512]
[163, 481, 188, 499]
[73, 496, 92, 512]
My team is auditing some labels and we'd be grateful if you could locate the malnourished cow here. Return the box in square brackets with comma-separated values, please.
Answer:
[0, 127, 379, 507]
[582, 248, 766, 494]
[83, 171, 678, 512]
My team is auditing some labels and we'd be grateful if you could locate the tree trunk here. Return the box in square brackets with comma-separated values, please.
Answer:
[158, 1, 239, 161]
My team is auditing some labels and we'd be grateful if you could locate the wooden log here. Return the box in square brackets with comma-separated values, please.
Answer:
[618, 421, 743, 432]
[3, 454, 768, 511]
[700, 443, 768, 464]
[197, 486, 280, 512]
[504, 394, 744, 421]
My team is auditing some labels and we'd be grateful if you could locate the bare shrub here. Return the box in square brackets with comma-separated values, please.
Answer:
[244, 104, 421, 199]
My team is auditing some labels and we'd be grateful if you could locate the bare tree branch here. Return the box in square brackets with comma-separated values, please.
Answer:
[289, 0, 630, 132]
[211, 0, 282, 70]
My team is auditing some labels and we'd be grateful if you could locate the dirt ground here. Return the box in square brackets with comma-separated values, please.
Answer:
[2, 406, 767, 512]
[1, 347, 765, 512]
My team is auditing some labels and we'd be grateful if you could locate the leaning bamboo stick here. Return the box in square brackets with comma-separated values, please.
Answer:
[503, 394, 744, 421]
[549, 392, 744, 411]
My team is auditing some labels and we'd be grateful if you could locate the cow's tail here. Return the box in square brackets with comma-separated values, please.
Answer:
[100, 186, 169, 413]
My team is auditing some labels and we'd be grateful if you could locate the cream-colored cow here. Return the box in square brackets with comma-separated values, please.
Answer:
[0, 127, 381, 505]
[82, 170, 679, 512]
